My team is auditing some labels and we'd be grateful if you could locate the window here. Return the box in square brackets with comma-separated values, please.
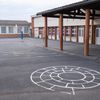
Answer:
[66, 28, 69, 36]
[9, 26, 14, 33]
[48, 28, 52, 35]
[57, 28, 59, 34]
[96, 28, 100, 37]
[52, 27, 57, 35]
[24, 26, 29, 33]
[39, 27, 43, 35]
[17, 26, 22, 33]
[78, 27, 84, 36]
[78, 29, 82, 36]
[72, 27, 76, 37]
[1, 26, 6, 33]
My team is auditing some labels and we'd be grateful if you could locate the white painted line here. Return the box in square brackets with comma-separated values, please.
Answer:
[81, 84, 85, 89]
[65, 83, 69, 88]
[30, 65, 100, 95]
[36, 56, 46, 58]
[49, 85, 55, 89]
[72, 88, 75, 95]
[62, 68, 66, 73]
[60, 91, 71, 95]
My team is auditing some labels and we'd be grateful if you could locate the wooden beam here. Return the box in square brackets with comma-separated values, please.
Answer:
[59, 14, 63, 50]
[76, 26, 79, 42]
[69, 26, 72, 42]
[31, 17, 34, 38]
[84, 9, 90, 56]
[51, 27, 53, 39]
[64, 26, 66, 41]
[55, 27, 57, 40]
[46, 15, 87, 19]
[91, 20, 96, 44]
[42, 28, 44, 39]
[83, 26, 85, 44]
[44, 16, 48, 47]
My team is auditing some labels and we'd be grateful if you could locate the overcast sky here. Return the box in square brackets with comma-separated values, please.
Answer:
[0, 0, 81, 22]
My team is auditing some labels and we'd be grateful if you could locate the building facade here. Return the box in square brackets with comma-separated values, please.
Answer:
[0, 20, 30, 38]
[33, 15, 100, 45]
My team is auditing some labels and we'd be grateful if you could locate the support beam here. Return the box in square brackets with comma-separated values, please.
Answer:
[31, 17, 34, 38]
[91, 20, 96, 44]
[83, 26, 85, 44]
[38, 27, 40, 38]
[59, 14, 63, 50]
[55, 27, 57, 40]
[69, 26, 72, 42]
[45, 15, 92, 19]
[42, 28, 44, 39]
[44, 16, 48, 47]
[76, 26, 79, 42]
[84, 9, 90, 56]
[64, 26, 66, 41]
[51, 27, 53, 39]
[50, 27, 52, 39]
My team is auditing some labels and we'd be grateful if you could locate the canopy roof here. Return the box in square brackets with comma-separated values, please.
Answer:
[37, 0, 100, 19]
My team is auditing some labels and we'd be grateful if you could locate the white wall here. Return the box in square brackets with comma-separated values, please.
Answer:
[13, 25, 17, 34]
[34, 28, 39, 37]
[48, 18, 58, 26]
[63, 19, 85, 26]
[34, 17, 44, 27]
[96, 38, 100, 45]
[0, 26, 1, 34]
[79, 37, 84, 43]
[34, 16, 100, 45]
[94, 19, 100, 25]
[34, 16, 100, 28]
[96, 27, 100, 45]
[34, 16, 86, 27]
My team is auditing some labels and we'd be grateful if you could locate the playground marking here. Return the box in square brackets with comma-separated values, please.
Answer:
[30, 65, 100, 95]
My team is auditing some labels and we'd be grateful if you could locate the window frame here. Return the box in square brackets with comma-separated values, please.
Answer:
[1, 26, 7, 34]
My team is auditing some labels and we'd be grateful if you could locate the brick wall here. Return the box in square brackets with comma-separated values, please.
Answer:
[0, 34, 30, 38]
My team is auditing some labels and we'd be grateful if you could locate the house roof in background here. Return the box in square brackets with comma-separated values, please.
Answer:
[0, 20, 30, 26]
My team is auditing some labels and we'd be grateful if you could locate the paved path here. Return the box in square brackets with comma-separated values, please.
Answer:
[0, 38, 100, 100]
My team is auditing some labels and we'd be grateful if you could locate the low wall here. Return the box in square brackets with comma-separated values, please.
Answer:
[0, 34, 30, 38]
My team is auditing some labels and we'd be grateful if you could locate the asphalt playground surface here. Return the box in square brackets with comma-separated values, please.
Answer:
[0, 38, 100, 100]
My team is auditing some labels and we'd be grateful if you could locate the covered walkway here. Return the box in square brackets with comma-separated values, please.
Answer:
[32, 0, 100, 56]
[46, 39, 100, 60]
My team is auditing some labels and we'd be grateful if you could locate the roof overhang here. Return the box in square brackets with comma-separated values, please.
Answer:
[37, 0, 100, 19]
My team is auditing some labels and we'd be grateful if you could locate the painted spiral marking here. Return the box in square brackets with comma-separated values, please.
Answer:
[30, 66, 100, 95]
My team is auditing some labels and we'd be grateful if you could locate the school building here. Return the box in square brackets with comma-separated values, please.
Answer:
[31, 0, 100, 56]
[0, 20, 30, 38]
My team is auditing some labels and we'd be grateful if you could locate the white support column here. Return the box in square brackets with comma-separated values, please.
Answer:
[15, 24, 18, 34]
[0, 26, 1, 34]
[6, 26, 9, 34]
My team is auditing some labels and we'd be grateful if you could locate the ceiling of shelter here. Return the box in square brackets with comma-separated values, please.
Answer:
[37, 0, 100, 19]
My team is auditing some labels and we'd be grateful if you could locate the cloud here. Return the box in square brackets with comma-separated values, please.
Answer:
[0, 0, 81, 21]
